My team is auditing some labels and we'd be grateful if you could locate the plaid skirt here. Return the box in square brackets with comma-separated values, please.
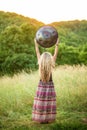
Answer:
[32, 80, 56, 123]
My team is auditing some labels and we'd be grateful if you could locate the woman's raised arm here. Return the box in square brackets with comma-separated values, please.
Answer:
[53, 39, 59, 62]
[34, 38, 40, 61]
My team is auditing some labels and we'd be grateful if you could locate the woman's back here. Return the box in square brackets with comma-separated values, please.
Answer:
[39, 52, 54, 83]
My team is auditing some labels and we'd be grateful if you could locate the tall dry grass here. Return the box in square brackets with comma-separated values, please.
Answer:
[0, 65, 87, 130]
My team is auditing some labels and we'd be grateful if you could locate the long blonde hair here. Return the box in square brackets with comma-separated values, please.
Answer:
[39, 52, 55, 82]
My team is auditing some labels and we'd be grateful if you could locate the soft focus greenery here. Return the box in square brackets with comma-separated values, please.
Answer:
[0, 11, 87, 76]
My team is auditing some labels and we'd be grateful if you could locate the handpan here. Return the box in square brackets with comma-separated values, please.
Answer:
[36, 25, 58, 48]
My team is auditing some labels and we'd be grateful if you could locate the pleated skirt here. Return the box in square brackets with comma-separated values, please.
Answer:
[32, 80, 56, 123]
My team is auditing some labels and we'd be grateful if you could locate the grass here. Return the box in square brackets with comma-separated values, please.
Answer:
[0, 65, 87, 130]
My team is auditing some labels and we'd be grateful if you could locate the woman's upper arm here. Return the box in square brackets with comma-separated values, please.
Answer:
[36, 51, 40, 61]
[34, 38, 40, 61]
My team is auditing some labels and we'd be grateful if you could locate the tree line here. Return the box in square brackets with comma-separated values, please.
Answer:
[0, 11, 87, 76]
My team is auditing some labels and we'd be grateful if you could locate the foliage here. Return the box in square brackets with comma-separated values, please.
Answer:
[0, 11, 87, 75]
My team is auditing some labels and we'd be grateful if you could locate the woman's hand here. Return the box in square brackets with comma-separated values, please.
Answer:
[34, 38, 37, 44]
[55, 38, 59, 46]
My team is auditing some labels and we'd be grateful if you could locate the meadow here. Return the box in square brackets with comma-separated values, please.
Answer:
[0, 65, 87, 130]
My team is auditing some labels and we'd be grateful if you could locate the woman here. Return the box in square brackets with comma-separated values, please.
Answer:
[32, 38, 59, 123]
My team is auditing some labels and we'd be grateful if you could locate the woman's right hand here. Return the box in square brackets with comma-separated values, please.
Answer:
[34, 38, 36, 43]
[34, 38, 39, 46]
[55, 38, 59, 46]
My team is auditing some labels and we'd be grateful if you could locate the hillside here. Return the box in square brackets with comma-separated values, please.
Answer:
[52, 20, 87, 46]
[0, 11, 87, 75]
[0, 11, 44, 32]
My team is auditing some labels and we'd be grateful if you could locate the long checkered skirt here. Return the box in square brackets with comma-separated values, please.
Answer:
[32, 80, 56, 123]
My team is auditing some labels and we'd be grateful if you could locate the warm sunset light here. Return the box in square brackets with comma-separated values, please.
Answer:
[0, 0, 87, 24]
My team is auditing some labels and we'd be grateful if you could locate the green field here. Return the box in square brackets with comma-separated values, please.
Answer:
[0, 65, 87, 130]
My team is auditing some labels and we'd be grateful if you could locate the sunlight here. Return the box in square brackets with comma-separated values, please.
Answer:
[0, 0, 87, 23]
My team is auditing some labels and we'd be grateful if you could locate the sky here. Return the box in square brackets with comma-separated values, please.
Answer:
[0, 0, 87, 24]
